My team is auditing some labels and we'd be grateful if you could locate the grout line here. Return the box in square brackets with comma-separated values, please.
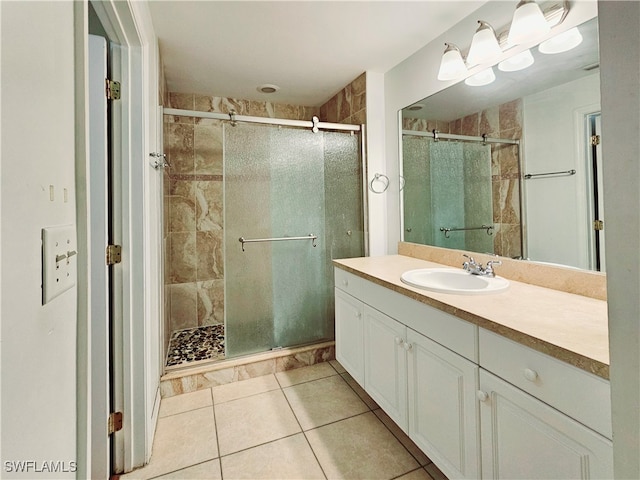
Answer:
[389, 466, 430, 480]
[278, 375, 329, 480]
[211, 374, 281, 405]
[158, 403, 214, 420]
[217, 432, 303, 460]
[146, 458, 218, 480]
[371, 408, 433, 469]
[209, 387, 225, 480]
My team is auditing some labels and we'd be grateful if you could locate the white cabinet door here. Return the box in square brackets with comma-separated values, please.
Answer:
[407, 329, 480, 480]
[364, 306, 408, 431]
[479, 369, 613, 480]
[335, 288, 365, 385]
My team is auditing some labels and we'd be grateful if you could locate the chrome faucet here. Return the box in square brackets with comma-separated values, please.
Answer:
[462, 254, 502, 277]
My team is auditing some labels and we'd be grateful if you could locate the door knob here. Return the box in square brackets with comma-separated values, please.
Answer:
[477, 390, 489, 402]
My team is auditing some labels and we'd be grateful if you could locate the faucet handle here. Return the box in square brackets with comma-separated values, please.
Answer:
[462, 254, 476, 264]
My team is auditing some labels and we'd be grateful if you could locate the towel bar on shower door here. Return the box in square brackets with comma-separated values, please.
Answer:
[238, 234, 318, 252]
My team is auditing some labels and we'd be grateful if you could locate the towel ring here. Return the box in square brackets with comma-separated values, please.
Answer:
[369, 173, 390, 194]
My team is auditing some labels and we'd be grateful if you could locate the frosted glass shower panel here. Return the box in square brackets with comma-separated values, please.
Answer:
[224, 124, 345, 358]
[462, 142, 494, 253]
[402, 136, 433, 245]
[430, 142, 466, 249]
[270, 128, 328, 348]
[224, 124, 275, 356]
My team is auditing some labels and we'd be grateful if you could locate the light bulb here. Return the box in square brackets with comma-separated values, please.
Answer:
[467, 21, 502, 66]
[465, 67, 496, 87]
[498, 49, 535, 72]
[539, 27, 583, 54]
[508, 0, 550, 46]
[437, 43, 468, 81]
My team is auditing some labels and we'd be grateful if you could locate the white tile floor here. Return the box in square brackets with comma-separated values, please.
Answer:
[121, 361, 449, 480]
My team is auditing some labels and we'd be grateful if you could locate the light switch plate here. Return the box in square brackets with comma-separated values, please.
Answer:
[42, 225, 77, 304]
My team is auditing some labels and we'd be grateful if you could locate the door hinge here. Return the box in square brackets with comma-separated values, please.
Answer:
[593, 219, 604, 231]
[106, 244, 122, 265]
[591, 135, 601, 146]
[106, 79, 121, 100]
[108, 412, 123, 435]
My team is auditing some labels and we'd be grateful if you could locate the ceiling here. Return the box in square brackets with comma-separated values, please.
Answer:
[148, 1, 487, 107]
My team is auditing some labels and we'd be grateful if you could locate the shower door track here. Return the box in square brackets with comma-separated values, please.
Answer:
[402, 129, 519, 145]
[164, 107, 361, 133]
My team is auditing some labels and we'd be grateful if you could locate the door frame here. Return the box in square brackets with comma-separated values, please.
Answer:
[76, 0, 162, 476]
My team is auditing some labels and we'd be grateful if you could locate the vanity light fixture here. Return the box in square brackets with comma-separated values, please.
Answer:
[538, 26, 583, 54]
[467, 21, 502, 66]
[437, 43, 468, 81]
[498, 48, 534, 72]
[508, 0, 550, 46]
[464, 67, 496, 87]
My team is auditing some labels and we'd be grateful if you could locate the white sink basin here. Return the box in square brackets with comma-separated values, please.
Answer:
[400, 268, 509, 295]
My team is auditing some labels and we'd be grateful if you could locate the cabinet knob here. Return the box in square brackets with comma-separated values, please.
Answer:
[342, 279, 348, 287]
[403, 342, 413, 351]
[394, 337, 404, 346]
[355, 312, 362, 319]
[523, 368, 539, 382]
[477, 390, 489, 402]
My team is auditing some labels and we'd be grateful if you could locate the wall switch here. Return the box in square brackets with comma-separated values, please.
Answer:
[42, 225, 77, 305]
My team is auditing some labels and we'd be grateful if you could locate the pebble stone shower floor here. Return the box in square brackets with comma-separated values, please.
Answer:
[166, 325, 225, 367]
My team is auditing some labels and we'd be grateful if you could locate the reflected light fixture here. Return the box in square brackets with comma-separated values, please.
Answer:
[539, 27, 583, 54]
[437, 43, 468, 81]
[467, 21, 502, 66]
[498, 49, 534, 72]
[464, 67, 496, 87]
[508, 0, 550, 46]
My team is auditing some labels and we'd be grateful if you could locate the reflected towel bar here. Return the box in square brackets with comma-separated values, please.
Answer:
[524, 169, 576, 179]
[239, 234, 318, 252]
[440, 225, 494, 239]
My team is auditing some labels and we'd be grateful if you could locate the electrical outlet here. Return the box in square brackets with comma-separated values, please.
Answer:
[42, 225, 77, 305]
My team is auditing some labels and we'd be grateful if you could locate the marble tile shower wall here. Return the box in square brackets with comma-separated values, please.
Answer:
[163, 73, 367, 338]
[403, 98, 523, 258]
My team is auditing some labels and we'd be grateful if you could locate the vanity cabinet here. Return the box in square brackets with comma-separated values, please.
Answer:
[335, 268, 480, 480]
[364, 306, 408, 430]
[407, 329, 480, 479]
[478, 328, 613, 480]
[335, 288, 365, 385]
[478, 369, 613, 479]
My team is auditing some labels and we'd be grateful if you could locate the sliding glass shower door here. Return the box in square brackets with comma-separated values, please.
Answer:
[224, 123, 363, 358]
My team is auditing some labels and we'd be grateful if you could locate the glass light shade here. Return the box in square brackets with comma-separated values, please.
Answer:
[465, 67, 496, 87]
[508, 0, 551, 46]
[539, 27, 583, 54]
[467, 21, 502, 66]
[498, 49, 534, 72]
[437, 43, 468, 81]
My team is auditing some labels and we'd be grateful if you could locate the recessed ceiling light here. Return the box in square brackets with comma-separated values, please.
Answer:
[257, 84, 280, 94]
[407, 104, 425, 111]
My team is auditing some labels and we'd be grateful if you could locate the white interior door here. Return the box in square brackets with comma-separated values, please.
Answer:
[88, 33, 111, 479]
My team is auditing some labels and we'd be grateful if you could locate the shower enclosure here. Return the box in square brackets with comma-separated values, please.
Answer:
[163, 107, 365, 367]
[224, 122, 365, 357]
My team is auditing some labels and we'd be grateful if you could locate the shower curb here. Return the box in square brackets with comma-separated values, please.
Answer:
[159, 341, 335, 398]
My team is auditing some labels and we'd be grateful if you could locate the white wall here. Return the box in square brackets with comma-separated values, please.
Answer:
[1, 1, 77, 477]
[383, 1, 598, 255]
[598, 2, 640, 478]
[523, 73, 601, 269]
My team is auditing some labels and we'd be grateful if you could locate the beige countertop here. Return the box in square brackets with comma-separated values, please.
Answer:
[333, 255, 609, 379]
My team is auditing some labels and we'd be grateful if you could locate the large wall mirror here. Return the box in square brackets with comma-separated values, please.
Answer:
[400, 16, 603, 271]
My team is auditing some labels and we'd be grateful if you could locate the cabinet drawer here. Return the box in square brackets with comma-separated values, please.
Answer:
[479, 329, 611, 439]
[335, 269, 366, 299]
